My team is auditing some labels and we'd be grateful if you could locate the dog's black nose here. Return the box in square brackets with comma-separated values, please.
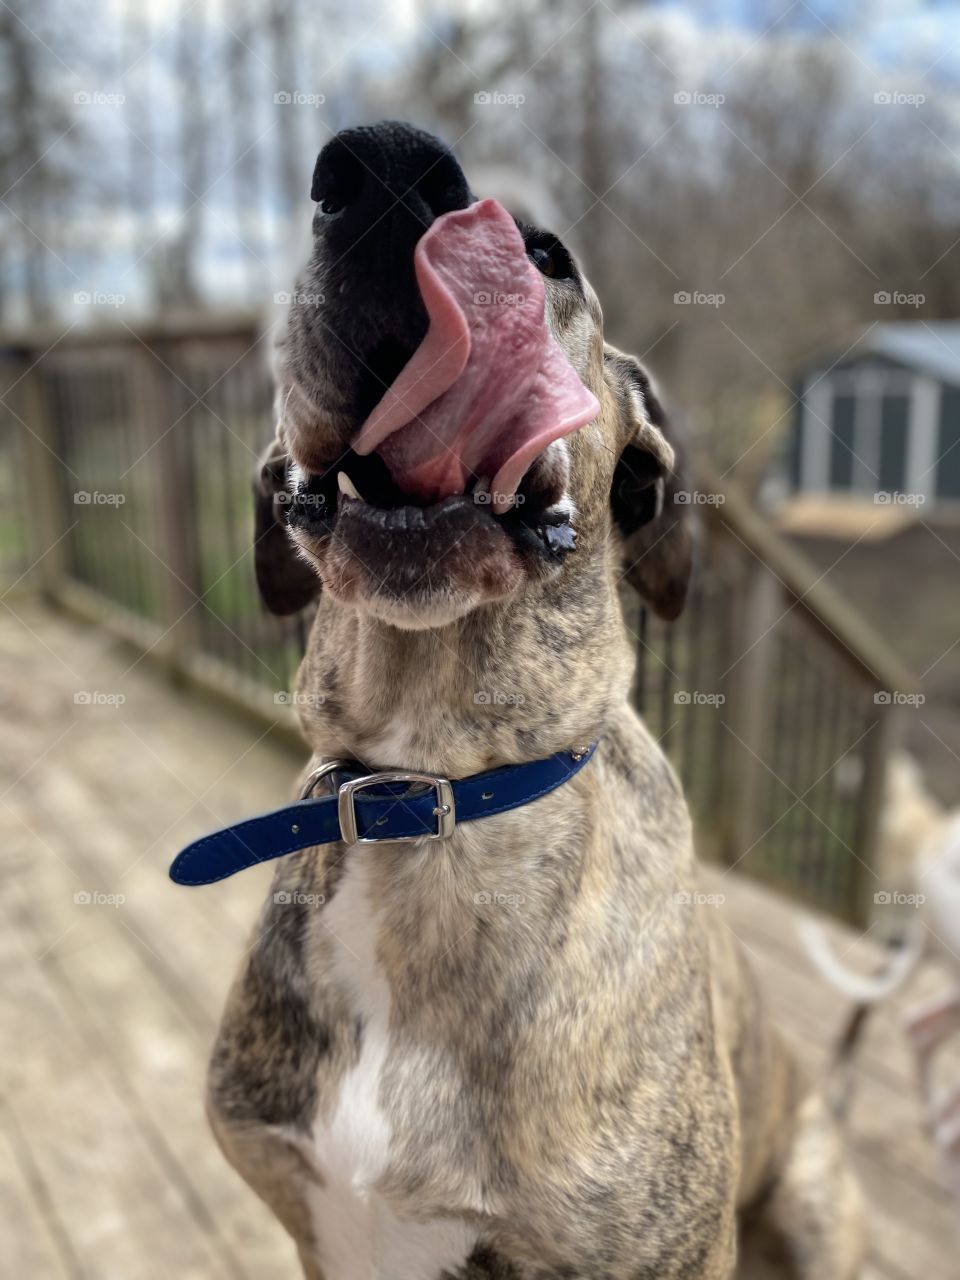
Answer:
[311, 121, 472, 247]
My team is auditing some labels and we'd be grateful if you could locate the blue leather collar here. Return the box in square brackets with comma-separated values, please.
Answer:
[170, 743, 598, 886]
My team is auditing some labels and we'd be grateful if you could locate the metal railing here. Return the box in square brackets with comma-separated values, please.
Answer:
[0, 318, 917, 923]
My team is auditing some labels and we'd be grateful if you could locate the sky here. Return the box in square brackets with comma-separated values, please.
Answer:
[13, 0, 960, 322]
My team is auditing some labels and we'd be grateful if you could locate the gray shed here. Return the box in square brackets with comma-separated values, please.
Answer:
[789, 322, 960, 504]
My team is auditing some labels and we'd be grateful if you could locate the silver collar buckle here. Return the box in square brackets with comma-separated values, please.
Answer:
[337, 770, 456, 845]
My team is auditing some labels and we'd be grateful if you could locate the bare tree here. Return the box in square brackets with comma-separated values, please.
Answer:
[0, 0, 83, 324]
[393, 5, 960, 477]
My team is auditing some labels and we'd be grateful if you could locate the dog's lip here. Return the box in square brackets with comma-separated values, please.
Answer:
[286, 451, 577, 562]
[336, 489, 487, 528]
[290, 487, 518, 590]
[289, 479, 508, 545]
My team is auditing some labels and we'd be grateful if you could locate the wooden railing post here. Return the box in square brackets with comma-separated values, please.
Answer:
[849, 704, 898, 926]
[721, 558, 783, 867]
[130, 344, 200, 673]
[16, 359, 69, 597]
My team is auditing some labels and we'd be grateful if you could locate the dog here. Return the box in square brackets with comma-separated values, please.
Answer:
[801, 752, 960, 1202]
[205, 121, 864, 1279]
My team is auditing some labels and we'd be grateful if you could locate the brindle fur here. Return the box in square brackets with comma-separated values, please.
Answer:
[208, 125, 863, 1279]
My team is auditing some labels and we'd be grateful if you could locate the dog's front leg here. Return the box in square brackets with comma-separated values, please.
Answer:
[438, 1203, 737, 1280]
[207, 1108, 329, 1278]
[904, 987, 960, 1210]
[904, 987, 960, 1083]
[441, 1241, 736, 1280]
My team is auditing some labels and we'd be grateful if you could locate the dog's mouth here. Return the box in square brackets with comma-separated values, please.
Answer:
[288, 445, 577, 554]
[283, 197, 598, 623]
[286, 443, 578, 625]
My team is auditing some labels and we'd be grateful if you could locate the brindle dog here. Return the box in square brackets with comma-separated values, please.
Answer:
[208, 122, 864, 1279]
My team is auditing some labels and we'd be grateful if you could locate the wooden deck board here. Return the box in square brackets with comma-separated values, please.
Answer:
[0, 895, 245, 1280]
[0, 1100, 78, 1278]
[1, 600, 957, 1277]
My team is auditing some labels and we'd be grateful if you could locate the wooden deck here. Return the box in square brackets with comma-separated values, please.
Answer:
[1, 599, 957, 1279]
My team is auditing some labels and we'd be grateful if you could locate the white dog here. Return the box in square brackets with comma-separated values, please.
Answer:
[801, 752, 960, 1203]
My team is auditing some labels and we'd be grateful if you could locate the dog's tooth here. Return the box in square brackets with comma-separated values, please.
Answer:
[337, 471, 362, 502]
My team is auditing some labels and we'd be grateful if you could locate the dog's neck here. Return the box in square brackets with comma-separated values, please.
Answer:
[296, 551, 634, 778]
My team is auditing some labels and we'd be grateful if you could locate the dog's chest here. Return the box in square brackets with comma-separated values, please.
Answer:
[306, 856, 476, 1279]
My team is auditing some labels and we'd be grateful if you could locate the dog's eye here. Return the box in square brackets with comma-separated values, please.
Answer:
[525, 235, 575, 282]
[530, 247, 556, 277]
[517, 220, 576, 281]
[319, 198, 343, 216]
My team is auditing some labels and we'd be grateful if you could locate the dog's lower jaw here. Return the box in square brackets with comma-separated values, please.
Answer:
[292, 526, 526, 631]
[285, 437, 580, 629]
[351, 591, 492, 632]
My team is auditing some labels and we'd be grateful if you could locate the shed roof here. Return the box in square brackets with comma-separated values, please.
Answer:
[837, 322, 960, 386]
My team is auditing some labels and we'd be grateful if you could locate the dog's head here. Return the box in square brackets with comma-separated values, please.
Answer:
[257, 121, 692, 629]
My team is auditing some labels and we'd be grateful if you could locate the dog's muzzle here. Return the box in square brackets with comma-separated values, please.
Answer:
[281, 121, 595, 619]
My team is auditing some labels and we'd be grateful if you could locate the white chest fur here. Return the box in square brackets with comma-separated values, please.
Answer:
[306, 855, 476, 1279]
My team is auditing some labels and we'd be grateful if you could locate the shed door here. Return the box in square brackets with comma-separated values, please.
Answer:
[829, 392, 856, 490]
[936, 387, 960, 499]
[878, 393, 909, 493]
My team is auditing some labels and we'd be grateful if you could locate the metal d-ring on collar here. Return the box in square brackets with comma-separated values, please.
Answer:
[299, 758, 349, 799]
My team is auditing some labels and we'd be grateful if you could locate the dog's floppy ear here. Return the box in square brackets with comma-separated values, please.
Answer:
[253, 438, 322, 616]
[605, 347, 694, 621]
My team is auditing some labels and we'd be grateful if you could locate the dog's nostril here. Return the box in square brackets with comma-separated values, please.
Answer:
[312, 142, 365, 213]
[413, 153, 471, 220]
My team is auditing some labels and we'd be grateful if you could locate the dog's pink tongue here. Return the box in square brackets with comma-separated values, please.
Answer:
[353, 198, 599, 511]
